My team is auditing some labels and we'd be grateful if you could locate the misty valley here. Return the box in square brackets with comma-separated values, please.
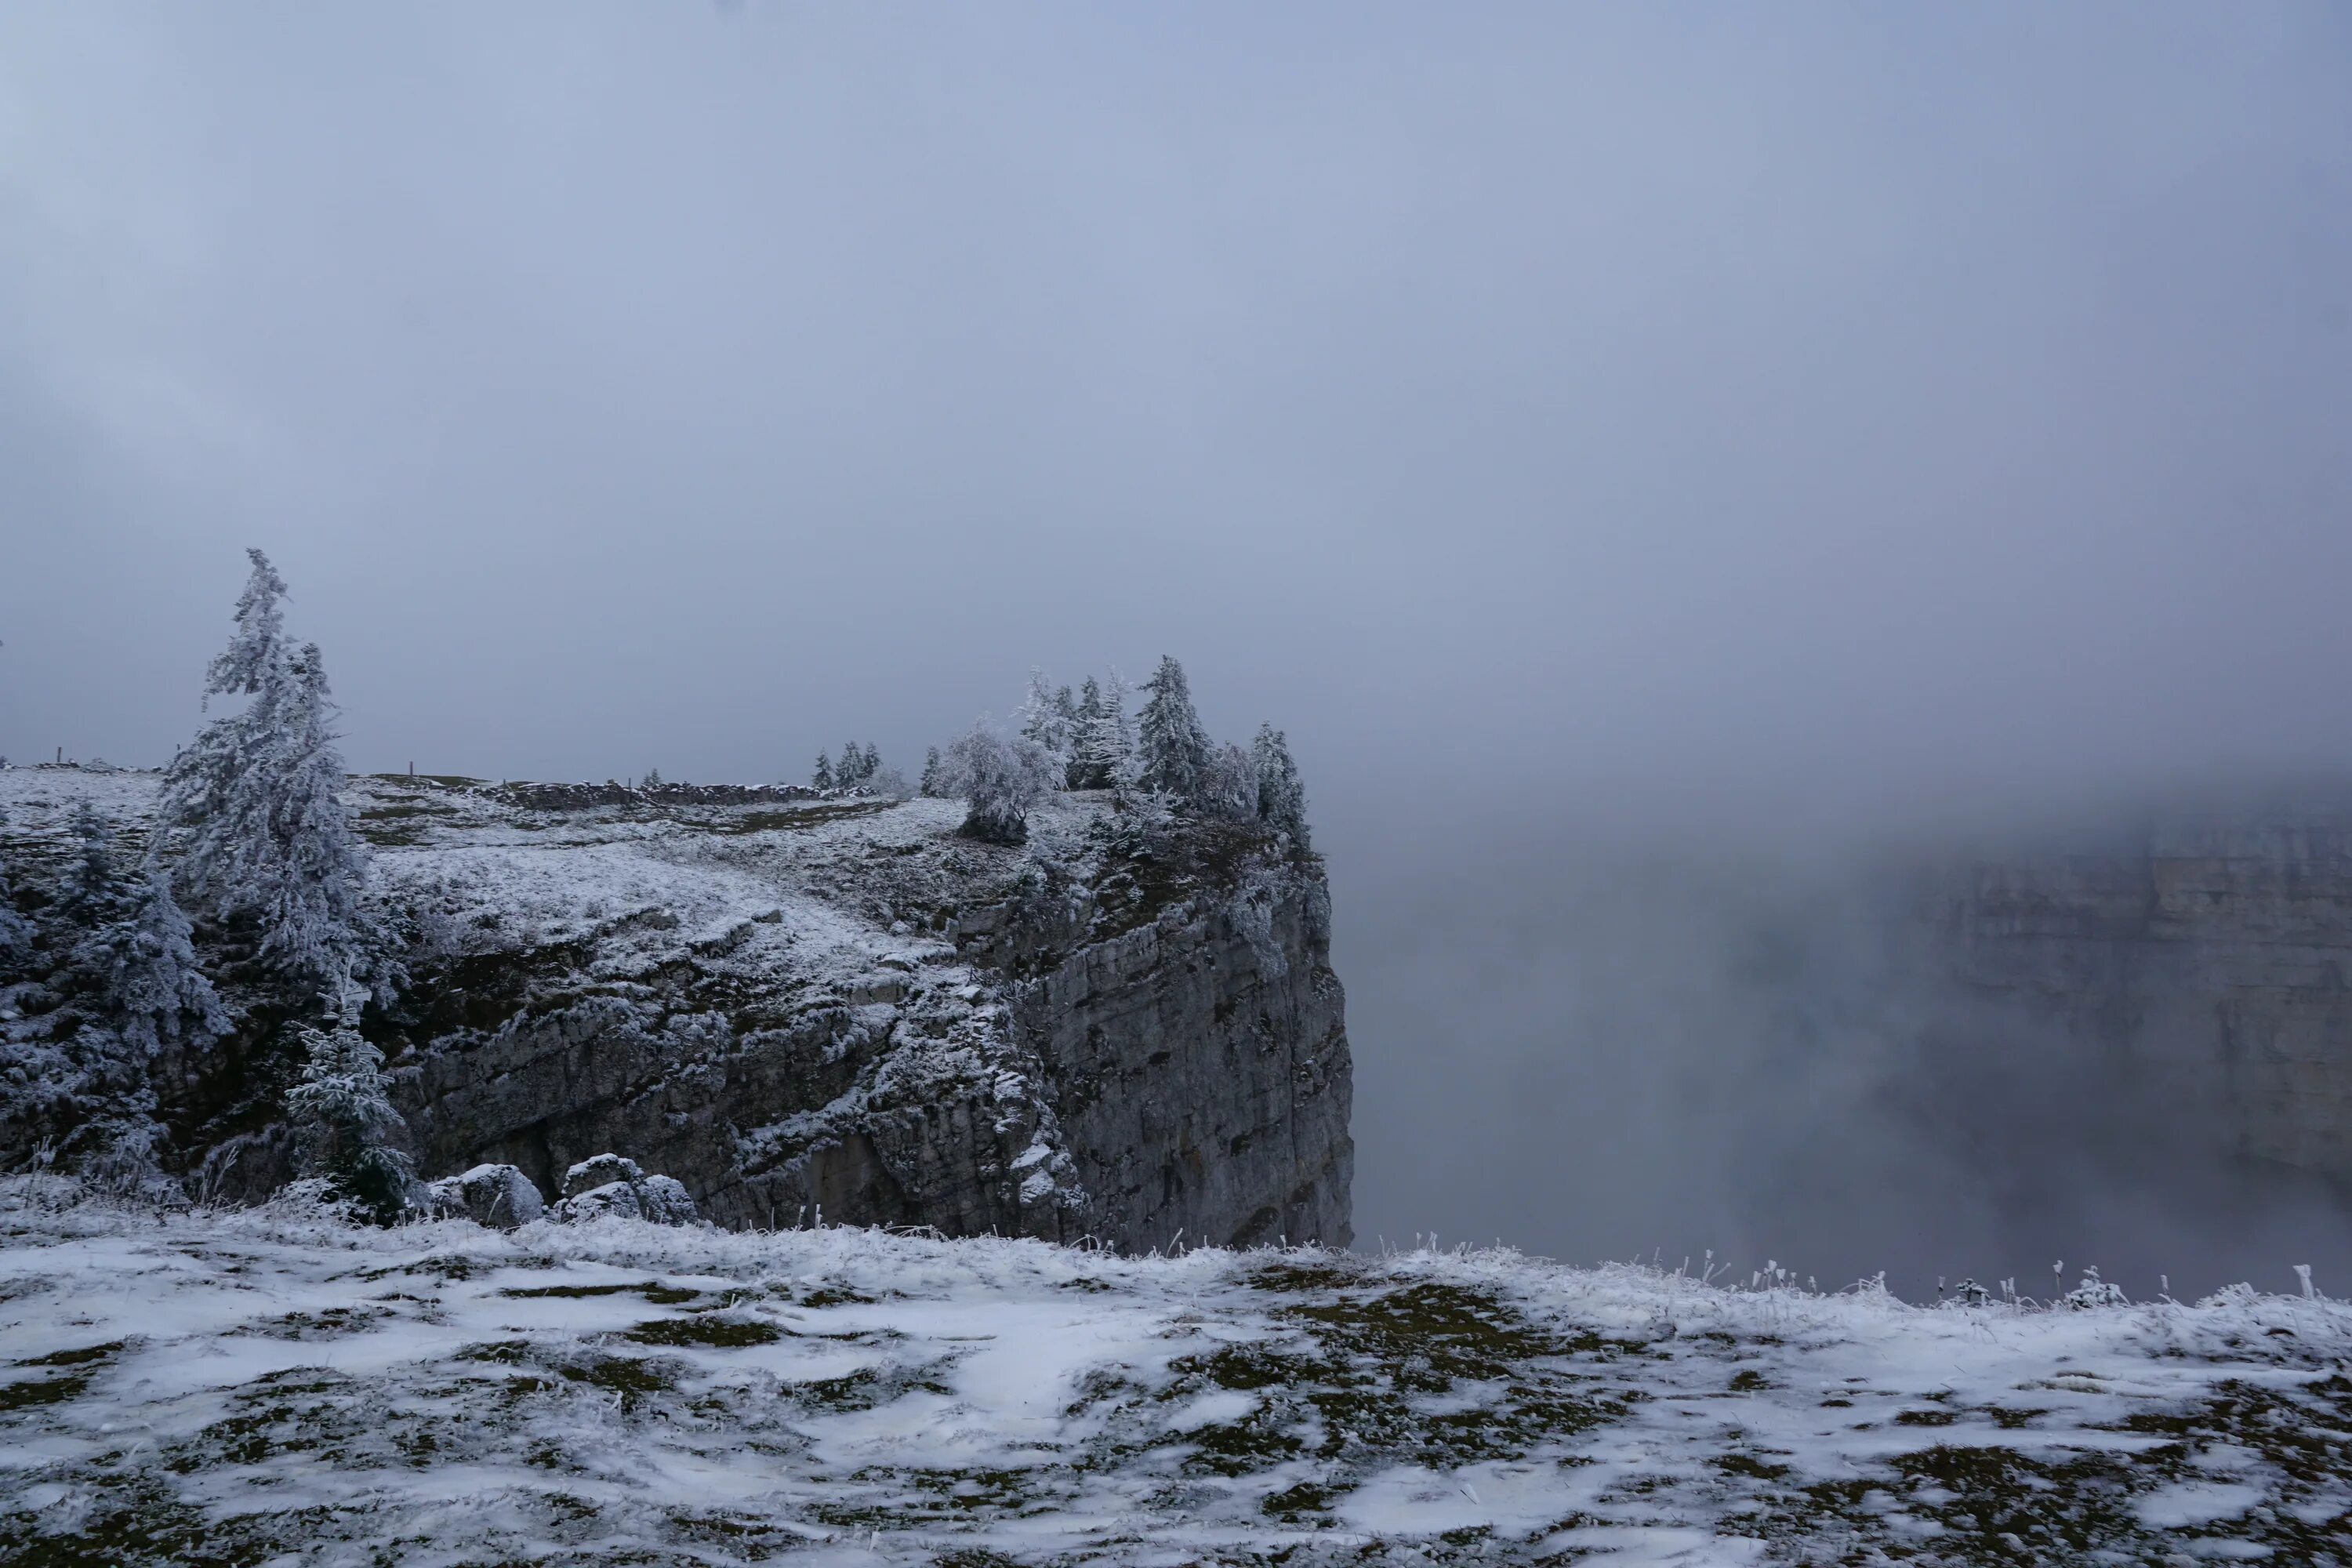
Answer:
[9, 5, 2352, 1563]
[3, 552, 2349, 1565]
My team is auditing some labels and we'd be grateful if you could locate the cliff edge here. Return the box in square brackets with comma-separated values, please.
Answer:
[0, 768, 1353, 1250]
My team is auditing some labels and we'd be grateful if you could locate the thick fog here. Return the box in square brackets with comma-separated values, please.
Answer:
[5, 5, 2350, 1294]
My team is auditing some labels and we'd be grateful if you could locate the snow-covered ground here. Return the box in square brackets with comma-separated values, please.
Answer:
[2, 1180, 2346, 1566]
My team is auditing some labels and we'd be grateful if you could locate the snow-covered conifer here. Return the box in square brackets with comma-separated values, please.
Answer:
[937, 720, 1060, 844]
[813, 752, 834, 791]
[1069, 678, 1105, 788]
[78, 858, 228, 1059]
[643, 767, 663, 789]
[1103, 670, 1140, 790]
[920, 746, 942, 797]
[1203, 742, 1260, 820]
[1251, 724, 1311, 851]
[160, 552, 372, 990]
[1137, 656, 1210, 806]
[1017, 669, 1076, 782]
[285, 1007, 412, 1223]
[63, 798, 124, 920]
[861, 742, 883, 783]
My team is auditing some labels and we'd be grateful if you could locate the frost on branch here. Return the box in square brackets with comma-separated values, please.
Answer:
[938, 720, 1061, 845]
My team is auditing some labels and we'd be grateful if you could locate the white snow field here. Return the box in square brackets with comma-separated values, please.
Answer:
[2, 1180, 2347, 1566]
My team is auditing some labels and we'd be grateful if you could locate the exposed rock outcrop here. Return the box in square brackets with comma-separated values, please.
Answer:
[366, 787, 1352, 1250]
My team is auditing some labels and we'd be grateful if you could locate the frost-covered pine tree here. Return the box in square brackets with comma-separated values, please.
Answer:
[813, 752, 834, 791]
[64, 798, 125, 920]
[920, 746, 942, 797]
[285, 1001, 412, 1223]
[1203, 742, 1260, 820]
[860, 742, 883, 783]
[76, 858, 228, 1059]
[1251, 724, 1311, 851]
[937, 720, 1062, 844]
[1070, 678, 1105, 788]
[1137, 656, 1210, 806]
[160, 550, 372, 991]
[1017, 669, 1076, 782]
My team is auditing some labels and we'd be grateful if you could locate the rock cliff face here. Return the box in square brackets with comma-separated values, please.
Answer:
[0, 769, 1353, 1247]
[1917, 795, 2352, 1181]
[0, 770, 1347, 1249]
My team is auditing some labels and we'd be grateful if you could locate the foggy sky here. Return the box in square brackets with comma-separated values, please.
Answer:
[5, 5, 2350, 1291]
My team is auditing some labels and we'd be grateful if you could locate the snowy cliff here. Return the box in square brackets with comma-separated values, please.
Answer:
[0, 767, 1352, 1250]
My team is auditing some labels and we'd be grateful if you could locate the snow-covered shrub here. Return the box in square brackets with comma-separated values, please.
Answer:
[937, 720, 1061, 845]
[860, 765, 915, 802]
[2065, 1266, 2129, 1309]
[284, 1016, 412, 1225]
[160, 550, 377, 993]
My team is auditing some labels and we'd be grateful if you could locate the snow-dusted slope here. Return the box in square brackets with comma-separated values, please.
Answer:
[2, 1180, 2346, 1566]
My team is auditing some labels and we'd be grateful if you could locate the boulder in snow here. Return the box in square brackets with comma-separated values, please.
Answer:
[423, 1163, 546, 1229]
[551, 1154, 699, 1225]
[562, 1152, 644, 1198]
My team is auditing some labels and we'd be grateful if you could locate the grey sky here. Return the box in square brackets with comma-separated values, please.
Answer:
[5, 4, 2350, 1286]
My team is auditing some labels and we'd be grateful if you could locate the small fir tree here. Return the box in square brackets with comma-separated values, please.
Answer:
[861, 742, 883, 783]
[642, 767, 663, 789]
[64, 798, 124, 920]
[77, 858, 229, 1059]
[813, 752, 834, 791]
[1251, 724, 1311, 851]
[920, 746, 942, 797]
[1137, 655, 1211, 806]
[285, 1000, 412, 1224]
